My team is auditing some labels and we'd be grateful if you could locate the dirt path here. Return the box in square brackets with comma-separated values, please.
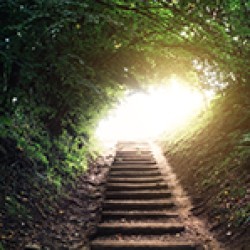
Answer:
[91, 141, 224, 250]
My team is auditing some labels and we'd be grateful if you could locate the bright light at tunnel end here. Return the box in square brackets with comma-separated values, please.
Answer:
[95, 77, 212, 143]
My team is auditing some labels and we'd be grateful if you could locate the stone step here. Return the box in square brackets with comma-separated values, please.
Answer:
[106, 182, 168, 191]
[116, 153, 153, 158]
[109, 170, 161, 177]
[115, 159, 155, 163]
[91, 240, 199, 250]
[107, 177, 163, 184]
[102, 210, 178, 220]
[103, 199, 175, 210]
[108, 175, 164, 180]
[116, 153, 153, 157]
[110, 166, 159, 172]
[97, 222, 185, 235]
[116, 153, 153, 156]
[105, 190, 171, 199]
[114, 160, 157, 164]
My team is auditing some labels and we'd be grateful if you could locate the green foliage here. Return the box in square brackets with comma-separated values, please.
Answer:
[0, 242, 4, 250]
[5, 195, 30, 219]
[241, 133, 250, 145]
[1, 2, 124, 201]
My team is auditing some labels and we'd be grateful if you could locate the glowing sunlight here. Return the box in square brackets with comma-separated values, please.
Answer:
[95, 77, 211, 142]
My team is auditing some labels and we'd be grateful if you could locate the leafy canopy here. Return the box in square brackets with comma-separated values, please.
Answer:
[0, 0, 249, 178]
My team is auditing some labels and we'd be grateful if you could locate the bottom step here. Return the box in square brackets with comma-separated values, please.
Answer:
[97, 222, 184, 235]
[91, 240, 201, 250]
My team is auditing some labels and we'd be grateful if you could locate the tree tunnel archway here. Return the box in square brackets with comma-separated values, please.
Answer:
[1, 0, 249, 178]
[1, 1, 250, 248]
[1, 0, 249, 138]
[95, 76, 213, 142]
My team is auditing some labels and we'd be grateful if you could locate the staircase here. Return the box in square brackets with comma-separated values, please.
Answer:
[90, 142, 203, 250]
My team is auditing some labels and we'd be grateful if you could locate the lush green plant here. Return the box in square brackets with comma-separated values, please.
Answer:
[0, 242, 4, 250]
[5, 195, 30, 219]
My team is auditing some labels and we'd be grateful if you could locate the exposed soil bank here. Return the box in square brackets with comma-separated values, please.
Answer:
[160, 87, 250, 250]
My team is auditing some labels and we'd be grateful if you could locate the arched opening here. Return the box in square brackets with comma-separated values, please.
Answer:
[96, 76, 213, 143]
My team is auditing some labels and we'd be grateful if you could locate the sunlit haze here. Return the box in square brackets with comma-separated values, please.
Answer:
[95, 77, 212, 142]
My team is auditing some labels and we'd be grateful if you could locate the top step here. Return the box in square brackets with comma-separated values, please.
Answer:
[114, 160, 157, 165]
[115, 156, 154, 160]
